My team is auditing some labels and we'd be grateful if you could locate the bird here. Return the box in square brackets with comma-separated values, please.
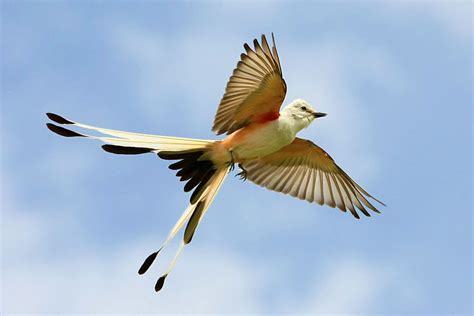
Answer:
[46, 33, 385, 293]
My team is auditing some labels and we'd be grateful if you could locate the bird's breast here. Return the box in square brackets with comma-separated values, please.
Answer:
[221, 119, 295, 161]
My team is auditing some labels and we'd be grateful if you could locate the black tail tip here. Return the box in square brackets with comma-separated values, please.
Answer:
[102, 144, 154, 155]
[46, 112, 74, 124]
[155, 274, 167, 292]
[46, 123, 85, 138]
[138, 250, 160, 275]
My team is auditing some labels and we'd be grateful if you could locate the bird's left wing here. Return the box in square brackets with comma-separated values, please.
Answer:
[212, 33, 287, 135]
[241, 138, 385, 219]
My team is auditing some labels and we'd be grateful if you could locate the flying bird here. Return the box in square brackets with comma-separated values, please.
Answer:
[46, 33, 384, 292]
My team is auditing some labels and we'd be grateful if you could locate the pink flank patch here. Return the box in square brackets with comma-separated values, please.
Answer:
[255, 111, 280, 124]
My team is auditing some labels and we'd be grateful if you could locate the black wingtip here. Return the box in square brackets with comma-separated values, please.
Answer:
[46, 123, 85, 137]
[253, 38, 259, 48]
[102, 145, 154, 155]
[46, 112, 74, 124]
[155, 274, 167, 292]
[138, 250, 160, 275]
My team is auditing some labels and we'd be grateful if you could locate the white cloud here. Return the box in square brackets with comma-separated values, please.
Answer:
[2, 8, 409, 313]
[105, 24, 170, 116]
[284, 38, 402, 182]
[1, 173, 266, 313]
[285, 256, 423, 314]
[1, 151, 416, 313]
[2, 167, 413, 313]
[3, 2, 469, 314]
[105, 22, 240, 134]
[386, 1, 472, 40]
[2, 235, 266, 313]
[3, 226, 419, 314]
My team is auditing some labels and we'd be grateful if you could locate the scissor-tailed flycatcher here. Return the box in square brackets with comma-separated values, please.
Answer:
[47, 33, 384, 292]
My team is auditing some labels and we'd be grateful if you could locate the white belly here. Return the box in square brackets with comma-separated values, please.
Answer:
[232, 119, 295, 160]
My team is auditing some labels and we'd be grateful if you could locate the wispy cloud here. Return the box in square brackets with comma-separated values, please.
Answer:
[106, 22, 240, 134]
[2, 1, 471, 314]
[283, 256, 422, 314]
[3, 11, 401, 313]
[386, 1, 472, 41]
[285, 37, 402, 181]
[2, 230, 265, 313]
[3, 201, 416, 314]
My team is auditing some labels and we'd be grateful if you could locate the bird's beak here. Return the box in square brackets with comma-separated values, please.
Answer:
[312, 112, 327, 118]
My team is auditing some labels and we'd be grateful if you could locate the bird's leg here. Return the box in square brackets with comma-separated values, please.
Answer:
[227, 151, 235, 173]
[235, 163, 248, 181]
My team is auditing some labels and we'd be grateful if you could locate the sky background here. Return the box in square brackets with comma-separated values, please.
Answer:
[1, 1, 472, 315]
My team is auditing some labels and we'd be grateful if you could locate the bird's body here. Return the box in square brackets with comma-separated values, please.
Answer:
[222, 118, 290, 162]
[46, 34, 384, 293]
[213, 99, 318, 165]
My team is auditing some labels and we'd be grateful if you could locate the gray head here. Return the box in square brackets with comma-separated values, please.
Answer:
[282, 99, 326, 132]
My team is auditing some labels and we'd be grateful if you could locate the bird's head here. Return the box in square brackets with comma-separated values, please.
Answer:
[282, 99, 326, 132]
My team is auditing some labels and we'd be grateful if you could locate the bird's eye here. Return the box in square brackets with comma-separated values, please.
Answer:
[301, 106, 307, 111]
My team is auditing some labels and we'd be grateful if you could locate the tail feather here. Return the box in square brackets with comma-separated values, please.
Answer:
[46, 112, 214, 152]
[185, 168, 229, 241]
[102, 145, 155, 155]
[184, 201, 206, 244]
[47, 123, 86, 138]
[145, 167, 230, 292]
[47, 112, 230, 293]
[190, 171, 215, 204]
[159, 150, 217, 203]
[163, 166, 229, 247]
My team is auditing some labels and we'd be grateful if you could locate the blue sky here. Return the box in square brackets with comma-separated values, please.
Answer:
[1, 1, 472, 314]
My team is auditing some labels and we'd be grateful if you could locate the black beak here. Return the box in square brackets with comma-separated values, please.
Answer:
[313, 112, 327, 118]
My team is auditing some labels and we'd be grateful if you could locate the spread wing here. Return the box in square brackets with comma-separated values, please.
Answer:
[241, 138, 385, 219]
[212, 33, 287, 135]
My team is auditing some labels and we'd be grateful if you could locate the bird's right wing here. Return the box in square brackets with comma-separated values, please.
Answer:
[241, 138, 385, 219]
[212, 33, 287, 135]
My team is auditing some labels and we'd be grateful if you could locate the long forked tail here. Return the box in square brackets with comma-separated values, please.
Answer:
[46, 112, 213, 153]
[46, 113, 230, 292]
[138, 166, 230, 292]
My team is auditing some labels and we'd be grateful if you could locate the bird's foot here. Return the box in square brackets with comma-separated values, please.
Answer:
[235, 164, 248, 181]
